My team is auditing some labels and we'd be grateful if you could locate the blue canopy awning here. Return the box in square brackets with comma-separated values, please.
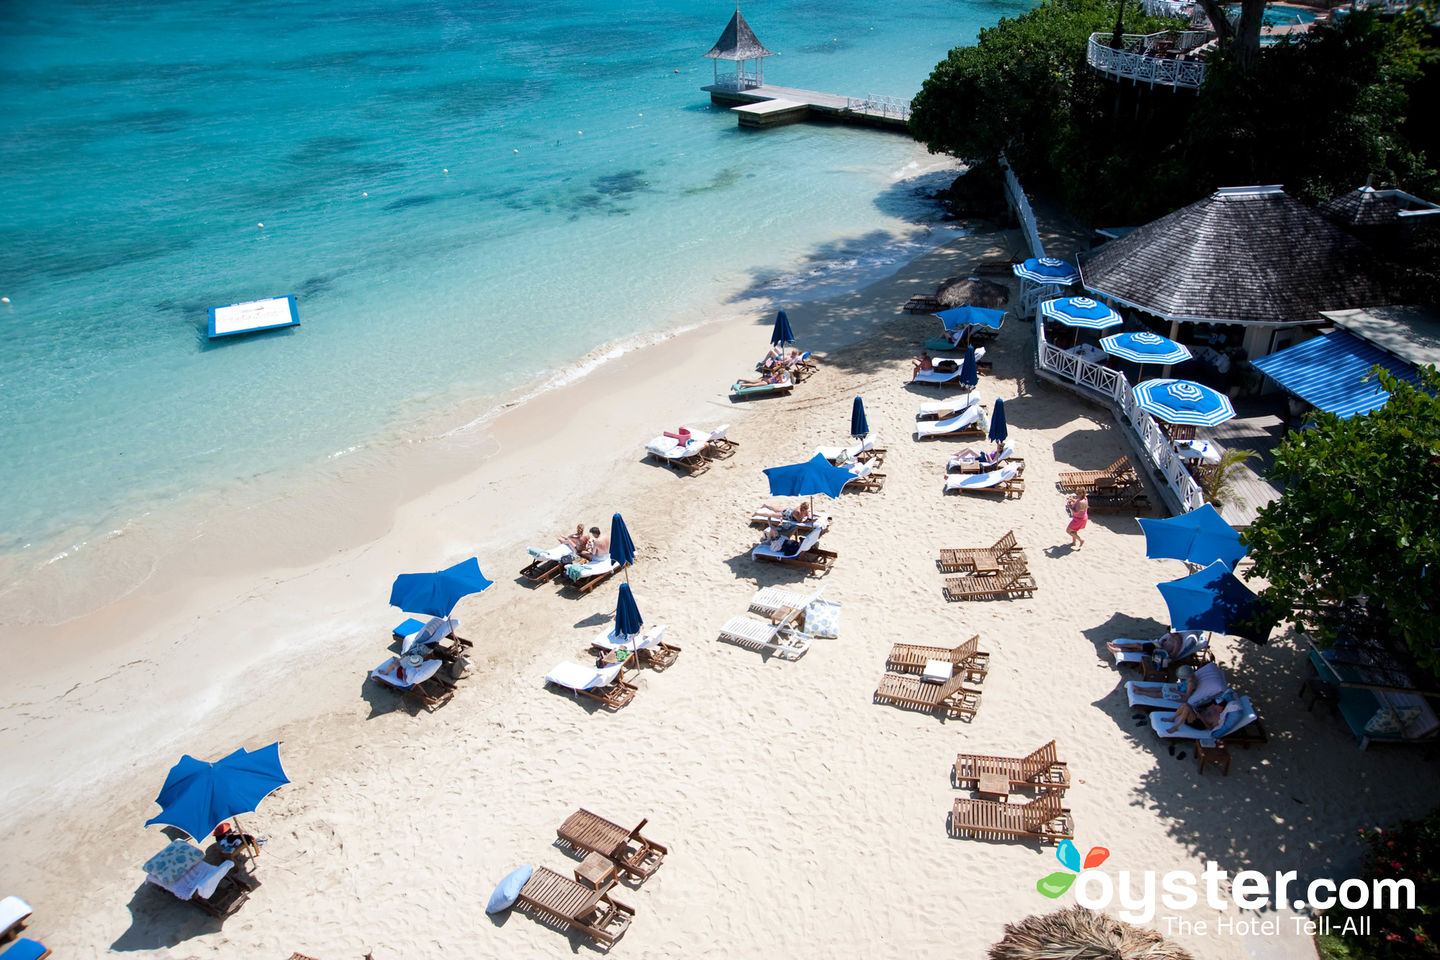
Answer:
[1251, 331, 1422, 419]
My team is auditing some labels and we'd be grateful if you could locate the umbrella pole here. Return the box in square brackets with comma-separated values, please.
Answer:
[232, 815, 260, 859]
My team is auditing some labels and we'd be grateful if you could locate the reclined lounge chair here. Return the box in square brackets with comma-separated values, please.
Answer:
[948, 441, 1023, 474]
[1126, 663, 1226, 711]
[644, 432, 711, 475]
[1110, 631, 1210, 679]
[514, 866, 635, 948]
[0, 896, 33, 942]
[751, 525, 836, 574]
[841, 458, 886, 492]
[396, 615, 472, 661]
[1150, 692, 1264, 743]
[938, 531, 1023, 572]
[942, 562, 1037, 602]
[557, 809, 668, 882]
[717, 614, 813, 660]
[747, 585, 825, 621]
[916, 394, 981, 421]
[1086, 474, 1151, 512]
[873, 671, 981, 720]
[730, 373, 794, 399]
[748, 510, 831, 536]
[370, 655, 455, 711]
[953, 740, 1071, 792]
[143, 840, 251, 918]
[545, 661, 637, 710]
[520, 545, 576, 585]
[948, 789, 1073, 844]
[1057, 456, 1134, 493]
[944, 464, 1024, 497]
[686, 424, 738, 458]
[814, 435, 885, 467]
[914, 404, 988, 441]
[885, 634, 990, 683]
[590, 624, 680, 671]
[562, 557, 622, 595]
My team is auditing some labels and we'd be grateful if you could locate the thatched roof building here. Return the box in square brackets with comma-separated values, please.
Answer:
[704, 9, 773, 61]
[1077, 185, 1390, 329]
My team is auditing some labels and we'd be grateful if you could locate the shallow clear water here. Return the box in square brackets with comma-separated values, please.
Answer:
[0, 0, 1033, 583]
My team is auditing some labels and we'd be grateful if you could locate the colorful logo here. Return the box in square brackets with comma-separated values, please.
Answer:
[1036, 838, 1110, 898]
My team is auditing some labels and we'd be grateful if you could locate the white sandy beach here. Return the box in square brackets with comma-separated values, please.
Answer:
[2, 225, 1437, 959]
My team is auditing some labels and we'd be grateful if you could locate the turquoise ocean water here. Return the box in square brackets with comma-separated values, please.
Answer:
[0, 0, 1033, 609]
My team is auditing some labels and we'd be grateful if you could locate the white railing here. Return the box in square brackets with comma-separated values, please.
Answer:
[1037, 324, 1206, 512]
[1086, 33, 1210, 89]
[1142, 0, 1193, 16]
[1019, 281, 1065, 320]
[845, 95, 911, 120]
[711, 70, 762, 91]
[1000, 156, 1044, 259]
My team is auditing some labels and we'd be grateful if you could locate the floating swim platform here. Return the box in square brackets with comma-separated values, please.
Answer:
[208, 295, 299, 339]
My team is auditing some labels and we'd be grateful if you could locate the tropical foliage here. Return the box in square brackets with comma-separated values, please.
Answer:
[1318, 806, 1440, 960]
[1243, 367, 1440, 678]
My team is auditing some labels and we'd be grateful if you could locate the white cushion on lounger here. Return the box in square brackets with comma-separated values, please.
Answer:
[592, 624, 669, 652]
[951, 441, 1015, 469]
[922, 659, 953, 683]
[944, 464, 1018, 491]
[1150, 694, 1255, 739]
[918, 394, 981, 418]
[400, 616, 453, 654]
[547, 661, 622, 691]
[753, 525, 823, 560]
[371, 656, 443, 689]
[0, 897, 32, 936]
[916, 406, 984, 438]
[646, 435, 704, 459]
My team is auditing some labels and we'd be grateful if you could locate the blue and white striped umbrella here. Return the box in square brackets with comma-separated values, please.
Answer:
[1012, 257, 1080, 284]
[1039, 297, 1123, 330]
[1100, 331, 1192, 365]
[1133, 379, 1236, 426]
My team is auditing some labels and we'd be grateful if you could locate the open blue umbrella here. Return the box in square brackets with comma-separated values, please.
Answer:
[610, 512, 636, 582]
[850, 396, 869, 438]
[1139, 504, 1248, 570]
[390, 557, 493, 636]
[1158, 560, 1270, 642]
[988, 397, 1008, 444]
[771, 309, 795, 346]
[763, 452, 855, 507]
[1039, 297, 1123, 330]
[959, 345, 978, 390]
[1013, 257, 1080, 284]
[145, 743, 289, 844]
[1133, 379, 1235, 426]
[1100, 331, 1191, 365]
[933, 305, 1006, 330]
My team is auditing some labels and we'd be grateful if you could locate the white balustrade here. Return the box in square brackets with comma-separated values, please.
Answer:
[1086, 33, 1209, 89]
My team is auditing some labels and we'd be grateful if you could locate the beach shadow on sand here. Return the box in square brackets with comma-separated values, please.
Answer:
[110, 884, 226, 952]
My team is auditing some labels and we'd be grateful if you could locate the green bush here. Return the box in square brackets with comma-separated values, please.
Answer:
[1318, 806, 1440, 960]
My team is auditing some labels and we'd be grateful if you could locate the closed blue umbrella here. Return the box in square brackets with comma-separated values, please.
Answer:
[771, 309, 795, 346]
[390, 557, 493, 635]
[988, 397, 1008, 444]
[1158, 560, 1269, 642]
[850, 396, 869, 438]
[1133, 379, 1235, 426]
[934, 305, 1006, 330]
[1013, 257, 1080, 284]
[612, 582, 644, 670]
[1100, 331, 1192, 365]
[763, 452, 855, 503]
[610, 513, 636, 582]
[1138, 504, 1248, 569]
[1039, 297, 1123, 330]
[959, 345, 978, 390]
[145, 743, 289, 843]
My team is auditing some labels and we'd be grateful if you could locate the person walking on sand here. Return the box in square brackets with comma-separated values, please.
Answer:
[1065, 491, 1089, 548]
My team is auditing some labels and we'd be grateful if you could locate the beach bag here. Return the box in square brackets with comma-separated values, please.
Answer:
[780, 539, 802, 557]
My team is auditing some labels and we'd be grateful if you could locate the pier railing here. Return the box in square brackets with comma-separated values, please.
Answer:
[845, 95, 911, 121]
[711, 70, 763, 92]
[1086, 32, 1211, 89]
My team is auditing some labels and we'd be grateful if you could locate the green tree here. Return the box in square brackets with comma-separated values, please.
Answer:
[1245, 366, 1440, 677]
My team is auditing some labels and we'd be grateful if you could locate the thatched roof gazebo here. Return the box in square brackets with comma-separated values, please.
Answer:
[704, 7, 775, 91]
[989, 906, 1197, 960]
[937, 275, 1011, 310]
[1077, 185, 1390, 360]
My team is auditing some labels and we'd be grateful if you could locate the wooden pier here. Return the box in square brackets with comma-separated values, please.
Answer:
[703, 84, 912, 132]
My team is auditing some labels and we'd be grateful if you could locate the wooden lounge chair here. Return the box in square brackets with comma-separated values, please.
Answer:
[752, 526, 837, 574]
[731, 375, 794, 399]
[688, 425, 738, 459]
[944, 464, 1025, 497]
[514, 866, 635, 948]
[948, 789, 1074, 844]
[520, 547, 572, 585]
[748, 511, 830, 537]
[815, 437, 886, 467]
[557, 809, 669, 882]
[953, 740, 1071, 792]
[644, 434, 711, 476]
[886, 634, 990, 683]
[589, 624, 681, 671]
[903, 293, 941, 313]
[942, 562, 1037, 602]
[873, 671, 981, 720]
[562, 559, 622, 595]
[1086, 475, 1152, 512]
[841, 460, 886, 492]
[545, 662, 638, 710]
[1057, 456, 1134, 493]
[938, 531, 1023, 572]
[948, 443, 1024, 475]
[370, 657, 456, 712]
[917, 395, 981, 421]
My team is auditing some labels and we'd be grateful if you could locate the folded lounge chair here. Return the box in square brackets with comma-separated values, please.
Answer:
[948, 789, 1073, 844]
[1150, 693, 1264, 743]
[521, 545, 576, 585]
[873, 671, 981, 720]
[0, 939, 50, 960]
[514, 866, 635, 948]
[590, 624, 680, 671]
[938, 531, 1023, 572]
[143, 840, 250, 918]
[557, 809, 668, 882]
[942, 561, 1037, 602]
[0, 896, 33, 941]
[914, 404, 988, 440]
[953, 741, 1071, 792]
[370, 655, 455, 711]
[563, 557, 621, 594]
[644, 433, 711, 475]
[545, 661, 637, 710]
[1110, 632, 1209, 677]
[730, 373, 793, 398]
[886, 634, 990, 683]
[1057, 456, 1134, 493]
[944, 464, 1024, 497]
[948, 441, 1023, 474]
[1126, 663, 1226, 711]
[752, 525, 836, 574]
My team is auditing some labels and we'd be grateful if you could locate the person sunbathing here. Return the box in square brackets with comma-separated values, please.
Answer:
[582, 527, 611, 563]
[558, 524, 590, 555]
[1107, 631, 1191, 658]
[765, 342, 785, 361]
[1164, 695, 1232, 734]
[755, 502, 813, 523]
[735, 369, 790, 388]
[912, 350, 934, 376]
[1130, 665, 1196, 701]
[949, 440, 1006, 467]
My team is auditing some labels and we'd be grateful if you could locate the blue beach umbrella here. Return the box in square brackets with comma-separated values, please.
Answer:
[850, 396, 869, 439]
[1039, 296, 1123, 330]
[763, 453, 855, 506]
[988, 397, 1008, 444]
[610, 512, 636, 582]
[614, 582, 643, 638]
[1158, 560, 1270, 642]
[771, 310, 795, 346]
[1100, 330, 1192, 366]
[959, 346, 978, 390]
[390, 557, 493, 634]
[1013, 257, 1080, 284]
[1133, 379, 1235, 426]
[145, 743, 289, 843]
[934, 305, 1006, 330]
[1138, 504, 1248, 570]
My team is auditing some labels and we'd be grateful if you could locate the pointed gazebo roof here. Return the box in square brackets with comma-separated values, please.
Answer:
[705, 9, 774, 60]
[1077, 186, 1390, 326]
[1320, 186, 1402, 229]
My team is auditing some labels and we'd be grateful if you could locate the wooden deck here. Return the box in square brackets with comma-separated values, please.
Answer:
[702, 84, 912, 131]
[1196, 398, 1288, 529]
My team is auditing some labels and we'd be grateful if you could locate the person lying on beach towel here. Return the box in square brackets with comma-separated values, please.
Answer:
[735, 370, 791, 389]
[949, 440, 1006, 468]
[754, 502, 813, 523]
[1106, 631, 1196, 659]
